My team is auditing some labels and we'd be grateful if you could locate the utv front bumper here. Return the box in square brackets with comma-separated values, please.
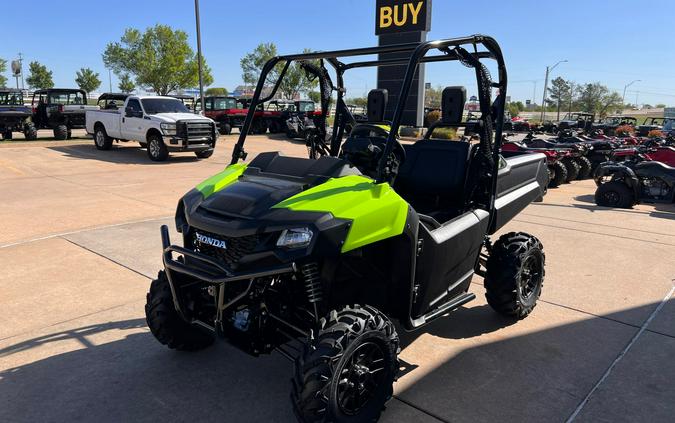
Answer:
[160, 225, 296, 328]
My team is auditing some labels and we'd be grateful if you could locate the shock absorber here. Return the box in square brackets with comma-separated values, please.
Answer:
[300, 262, 322, 320]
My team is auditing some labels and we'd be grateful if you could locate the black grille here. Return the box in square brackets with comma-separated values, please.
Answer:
[190, 229, 258, 268]
[179, 121, 214, 143]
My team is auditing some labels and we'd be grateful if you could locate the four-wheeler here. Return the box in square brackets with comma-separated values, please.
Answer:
[0, 88, 37, 140]
[31, 88, 98, 140]
[557, 112, 595, 132]
[85, 95, 217, 161]
[594, 153, 675, 208]
[607, 145, 675, 168]
[202, 96, 247, 135]
[635, 117, 664, 137]
[523, 131, 618, 172]
[501, 140, 579, 186]
[144, 35, 549, 423]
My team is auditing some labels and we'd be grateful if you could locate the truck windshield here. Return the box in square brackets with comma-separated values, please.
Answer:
[141, 98, 189, 114]
[49, 92, 85, 105]
[0, 92, 23, 105]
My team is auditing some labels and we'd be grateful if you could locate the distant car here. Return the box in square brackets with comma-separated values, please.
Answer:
[0, 88, 37, 140]
[31, 88, 98, 140]
[86, 95, 217, 161]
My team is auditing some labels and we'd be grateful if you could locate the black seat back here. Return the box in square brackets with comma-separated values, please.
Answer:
[441, 86, 466, 124]
[367, 89, 388, 122]
[395, 140, 471, 217]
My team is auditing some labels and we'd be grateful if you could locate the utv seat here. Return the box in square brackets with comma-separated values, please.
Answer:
[395, 140, 471, 219]
[248, 151, 360, 179]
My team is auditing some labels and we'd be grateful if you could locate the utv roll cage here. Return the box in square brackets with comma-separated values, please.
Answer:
[231, 34, 507, 216]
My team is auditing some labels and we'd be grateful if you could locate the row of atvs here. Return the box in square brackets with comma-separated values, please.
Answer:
[501, 130, 675, 208]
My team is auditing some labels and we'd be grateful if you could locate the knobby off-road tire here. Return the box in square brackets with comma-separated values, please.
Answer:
[595, 181, 635, 208]
[485, 232, 545, 319]
[194, 149, 214, 159]
[575, 156, 593, 180]
[54, 125, 68, 140]
[292, 305, 399, 423]
[548, 161, 567, 188]
[147, 133, 169, 161]
[2, 130, 12, 140]
[561, 158, 580, 182]
[218, 122, 232, 135]
[145, 270, 215, 351]
[94, 126, 113, 150]
[24, 125, 38, 140]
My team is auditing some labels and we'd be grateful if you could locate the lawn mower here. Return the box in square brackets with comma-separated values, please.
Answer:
[145, 35, 549, 423]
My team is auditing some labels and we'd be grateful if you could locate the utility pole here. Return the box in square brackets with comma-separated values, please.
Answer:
[18, 53, 24, 90]
[532, 80, 537, 110]
[622, 80, 640, 108]
[541, 59, 567, 121]
[108, 69, 113, 92]
[194, 0, 205, 115]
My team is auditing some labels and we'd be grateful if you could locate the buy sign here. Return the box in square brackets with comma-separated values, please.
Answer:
[375, 0, 431, 35]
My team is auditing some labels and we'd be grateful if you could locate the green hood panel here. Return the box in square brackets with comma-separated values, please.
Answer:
[273, 175, 409, 252]
[195, 163, 247, 198]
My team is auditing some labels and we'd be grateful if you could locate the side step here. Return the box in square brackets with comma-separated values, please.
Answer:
[409, 292, 476, 328]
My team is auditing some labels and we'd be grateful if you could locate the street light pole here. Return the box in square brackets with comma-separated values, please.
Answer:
[622, 79, 640, 108]
[194, 0, 205, 115]
[540, 59, 567, 122]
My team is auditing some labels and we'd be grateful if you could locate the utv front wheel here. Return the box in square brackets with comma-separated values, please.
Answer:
[485, 232, 545, 319]
[292, 305, 399, 423]
[54, 125, 68, 140]
[145, 270, 215, 351]
[24, 125, 38, 140]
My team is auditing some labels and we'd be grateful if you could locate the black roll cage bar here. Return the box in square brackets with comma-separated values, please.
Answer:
[230, 34, 507, 213]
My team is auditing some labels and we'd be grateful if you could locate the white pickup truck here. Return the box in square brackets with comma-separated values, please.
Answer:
[85, 95, 217, 161]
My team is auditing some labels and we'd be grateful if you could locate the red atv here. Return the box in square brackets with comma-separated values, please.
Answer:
[501, 141, 571, 187]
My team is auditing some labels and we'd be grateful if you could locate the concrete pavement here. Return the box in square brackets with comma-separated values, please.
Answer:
[0, 131, 674, 422]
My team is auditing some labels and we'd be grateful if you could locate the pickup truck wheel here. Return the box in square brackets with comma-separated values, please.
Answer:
[94, 127, 113, 150]
[24, 125, 38, 140]
[485, 232, 545, 319]
[145, 270, 215, 351]
[194, 149, 214, 159]
[218, 122, 231, 135]
[292, 305, 399, 423]
[595, 181, 635, 208]
[147, 134, 169, 161]
[53, 125, 68, 140]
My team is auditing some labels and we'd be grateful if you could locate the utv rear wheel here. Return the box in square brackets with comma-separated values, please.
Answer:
[595, 181, 635, 208]
[292, 305, 399, 423]
[575, 156, 593, 180]
[147, 134, 169, 161]
[548, 161, 567, 188]
[561, 158, 580, 182]
[485, 232, 545, 319]
[94, 126, 113, 150]
[218, 122, 231, 135]
[145, 270, 215, 351]
[2, 130, 12, 140]
[54, 125, 68, 140]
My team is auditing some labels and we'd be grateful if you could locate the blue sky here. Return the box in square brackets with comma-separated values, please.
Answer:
[2, 0, 674, 106]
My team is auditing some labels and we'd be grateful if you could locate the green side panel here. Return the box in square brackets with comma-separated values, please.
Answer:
[195, 163, 247, 198]
[273, 175, 409, 252]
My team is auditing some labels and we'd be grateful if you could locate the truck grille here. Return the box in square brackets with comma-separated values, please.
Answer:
[189, 229, 258, 269]
[179, 121, 214, 143]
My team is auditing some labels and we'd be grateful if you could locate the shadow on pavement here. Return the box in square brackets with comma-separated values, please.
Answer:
[1, 302, 672, 422]
[48, 144, 203, 165]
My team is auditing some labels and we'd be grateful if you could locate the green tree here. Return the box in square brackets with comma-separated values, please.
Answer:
[103, 24, 213, 95]
[425, 85, 442, 108]
[241, 42, 277, 89]
[26, 61, 54, 89]
[0, 58, 7, 87]
[546, 77, 570, 119]
[75, 67, 101, 94]
[205, 87, 228, 96]
[346, 97, 368, 108]
[507, 102, 520, 118]
[118, 73, 135, 93]
[656, 103, 667, 108]
[307, 91, 321, 103]
[577, 83, 622, 117]
[513, 101, 525, 112]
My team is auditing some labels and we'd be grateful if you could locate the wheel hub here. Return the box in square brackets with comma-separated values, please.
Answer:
[336, 341, 386, 415]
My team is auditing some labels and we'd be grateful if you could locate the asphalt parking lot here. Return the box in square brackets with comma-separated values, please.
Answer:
[1, 130, 674, 422]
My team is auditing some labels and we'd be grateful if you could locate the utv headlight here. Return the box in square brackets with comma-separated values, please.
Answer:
[276, 228, 313, 249]
[161, 123, 177, 135]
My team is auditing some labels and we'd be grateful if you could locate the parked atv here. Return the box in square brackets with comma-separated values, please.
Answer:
[594, 154, 675, 208]
[0, 89, 37, 140]
[145, 36, 549, 423]
[31, 88, 97, 140]
[502, 140, 580, 185]
[523, 131, 617, 173]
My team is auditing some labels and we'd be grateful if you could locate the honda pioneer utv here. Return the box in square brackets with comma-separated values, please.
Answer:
[31, 88, 97, 139]
[145, 35, 549, 423]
